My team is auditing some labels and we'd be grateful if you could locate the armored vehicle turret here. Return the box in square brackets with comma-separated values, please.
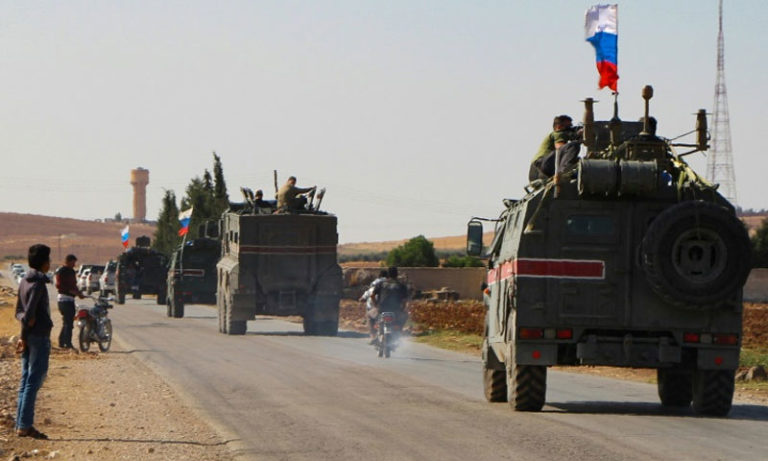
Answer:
[217, 186, 342, 335]
[468, 86, 751, 416]
[115, 236, 168, 305]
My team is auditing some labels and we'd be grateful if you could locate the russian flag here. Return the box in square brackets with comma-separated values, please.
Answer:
[178, 207, 193, 237]
[585, 4, 618, 91]
[121, 225, 130, 248]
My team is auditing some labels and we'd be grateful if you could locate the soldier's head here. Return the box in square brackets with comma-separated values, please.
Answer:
[553, 115, 573, 131]
[255, 189, 263, 199]
[287, 176, 297, 186]
[387, 266, 398, 279]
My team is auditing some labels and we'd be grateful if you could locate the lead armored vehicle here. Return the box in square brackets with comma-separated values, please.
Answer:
[115, 236, 168, 305]
[166, 231, 221, 318]
[468, 86, 751, 416]
[217, 186, 342, 335]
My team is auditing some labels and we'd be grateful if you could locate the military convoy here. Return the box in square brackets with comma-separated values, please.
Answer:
[216, 189, 342, 335]
[468, 86, 751, 416]
[165, 234, 221, 318]
[115, 236, 169, 305]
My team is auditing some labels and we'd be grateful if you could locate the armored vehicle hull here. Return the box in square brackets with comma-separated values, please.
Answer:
[470, 88, 751, 416]
[217, 213, 342, 335]
[166, 238, 221, 318]
[115, 246, 168, 305]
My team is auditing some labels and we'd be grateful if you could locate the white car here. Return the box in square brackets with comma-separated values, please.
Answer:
[99, 261, 117, 296]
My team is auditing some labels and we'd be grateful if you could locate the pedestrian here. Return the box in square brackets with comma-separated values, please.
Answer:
[54, 254, 84, 349]
[15, 243, 53, 439]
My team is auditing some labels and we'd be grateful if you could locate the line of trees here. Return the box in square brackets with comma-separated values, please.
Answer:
[152, 152, 229, 256]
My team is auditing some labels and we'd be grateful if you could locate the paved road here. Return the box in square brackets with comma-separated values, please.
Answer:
[100, 298, 768, 460]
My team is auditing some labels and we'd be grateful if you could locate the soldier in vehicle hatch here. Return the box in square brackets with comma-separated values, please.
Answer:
[253, 189, 277, 209]
[277, 176, 316, 211]
[529, 114, 582, 181]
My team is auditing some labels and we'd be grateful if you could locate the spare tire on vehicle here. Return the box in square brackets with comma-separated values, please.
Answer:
[641, 200, 751, 309]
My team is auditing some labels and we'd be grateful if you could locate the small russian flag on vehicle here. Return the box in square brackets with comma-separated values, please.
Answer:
[121, 225, 130, 248]
[178, 208, 193, 237]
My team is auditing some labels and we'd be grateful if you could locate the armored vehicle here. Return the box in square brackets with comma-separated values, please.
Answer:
[468, 86, 751, 416]
[115, 236, 168, 305]
[166, 235, 221, 318]
[217, 187, 342, 335]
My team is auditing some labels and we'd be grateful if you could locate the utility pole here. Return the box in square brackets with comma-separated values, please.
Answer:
[705, 0, 738, 206]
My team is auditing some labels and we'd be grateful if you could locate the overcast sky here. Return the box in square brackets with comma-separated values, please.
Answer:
[1, 0, 766, 243]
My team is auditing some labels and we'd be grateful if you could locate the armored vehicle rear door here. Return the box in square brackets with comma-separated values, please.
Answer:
[546, 201, 629, 328]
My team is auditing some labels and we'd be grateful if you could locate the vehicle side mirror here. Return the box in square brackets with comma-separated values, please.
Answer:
[467, 220, 484, 257]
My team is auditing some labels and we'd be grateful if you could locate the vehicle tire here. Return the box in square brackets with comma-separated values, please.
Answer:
[483, 338, 508, 403]
[132, 292, 141, 300]
[98, 320, 112, 352]
[641, 201, 751, 309]
[171, 294, 184, 318]
[657, 368, 693, 407]
[692, 369, 735, 417]
[507, 342, 546, 412]
[166, 298, 172, 318]
[304, 297, 339, 336]
[116, 290, 125, 305]
[217, 294, 225, 333]
[156, 290, 167, 305]
[78, 325, 91, 352]
[225, 296, 246, 335]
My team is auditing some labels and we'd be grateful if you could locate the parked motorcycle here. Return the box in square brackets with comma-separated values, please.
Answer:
[76, 296, 113, 352]
[376, 311, 399, 358]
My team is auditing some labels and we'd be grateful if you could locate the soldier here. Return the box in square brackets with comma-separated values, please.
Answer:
[529, 115, 582, 181]
[277, 176, 316, 211]
[253, 189, 277, 209]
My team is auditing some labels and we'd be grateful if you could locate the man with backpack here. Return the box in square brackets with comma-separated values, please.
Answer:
[372, 266, 409, 335]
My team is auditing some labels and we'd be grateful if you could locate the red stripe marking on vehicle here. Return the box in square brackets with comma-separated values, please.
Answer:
[487, 258, 605, 285]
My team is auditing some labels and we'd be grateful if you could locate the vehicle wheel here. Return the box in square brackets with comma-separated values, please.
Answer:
[657, 368, 693, 407]
[116, 290, 125, 305]
[132, 292, 141, 300]
[98, 321, 112, 352]
[156, 290, 167, 305]
[506, 341, 546, 412]
[171, 293, 184, 318]
[78, 325, 91, 352]
[217, 294, 225, 333]
[641, 201, 751, 309]
[692, 369, 735, 417]
[483, 338, 508, 403]
[303, 297, 339, 336]
[225, 296, 246, 335]
[166, 298, 172, 318]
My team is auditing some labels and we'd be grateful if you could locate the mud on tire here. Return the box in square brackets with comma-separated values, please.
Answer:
[641, 201, 751, 309]
[482, 338, 507, 403]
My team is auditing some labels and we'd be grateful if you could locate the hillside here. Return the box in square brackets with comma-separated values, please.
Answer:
[338, 232, 494, 256]
[0, 212, 156, 265]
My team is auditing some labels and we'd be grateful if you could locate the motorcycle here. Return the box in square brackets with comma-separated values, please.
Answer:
[76, 296, 113, 352]
[376, 311, 399, 358]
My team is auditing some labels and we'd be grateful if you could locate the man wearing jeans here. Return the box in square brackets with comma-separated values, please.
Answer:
[15, 244, 53, 439]
[54, 254, 84, 349]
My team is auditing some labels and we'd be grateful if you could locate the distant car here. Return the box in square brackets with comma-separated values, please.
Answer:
[76, 264, 95, 292]
[99, 261, 117, 296]
[85, 265, 105, 295]
[15, 271, 25, 284]
[11, 264, 25, 276]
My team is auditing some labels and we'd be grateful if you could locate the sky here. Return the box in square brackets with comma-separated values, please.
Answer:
[1, 0, 766, 243]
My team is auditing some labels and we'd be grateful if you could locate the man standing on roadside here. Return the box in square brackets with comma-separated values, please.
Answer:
[15, 244, 53, 439]
[54, 254, 84, 349]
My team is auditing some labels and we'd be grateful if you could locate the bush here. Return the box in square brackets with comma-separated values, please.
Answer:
[752, 218, 768, 268]
[442, 255, 485, 268]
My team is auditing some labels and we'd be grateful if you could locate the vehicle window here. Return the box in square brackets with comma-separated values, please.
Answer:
[566, 215, 615, 236]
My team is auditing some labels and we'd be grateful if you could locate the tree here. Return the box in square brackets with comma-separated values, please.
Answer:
[180, 176, 216, 239]
[153, 190, 181, 256]
[114, 212, 122, 222]
[212, 151, 229, 215]
[386, 235, 439, 267]
[752, 218, 768, 268]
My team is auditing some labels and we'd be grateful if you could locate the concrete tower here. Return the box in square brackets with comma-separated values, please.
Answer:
[130, 167, 150, 222]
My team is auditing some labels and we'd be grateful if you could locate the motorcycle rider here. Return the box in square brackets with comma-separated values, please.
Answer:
[359, 270, 388, 344]
[372, 266, 409, 334]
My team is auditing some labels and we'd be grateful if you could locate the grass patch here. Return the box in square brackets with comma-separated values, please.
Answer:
[740, 347, 768, 367]
[412, 329, 482, 354]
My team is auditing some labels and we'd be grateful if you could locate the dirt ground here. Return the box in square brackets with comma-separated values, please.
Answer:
[0, 279, 233, 460]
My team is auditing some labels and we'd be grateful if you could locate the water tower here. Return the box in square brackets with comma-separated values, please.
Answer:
[130, 167, 149, 222]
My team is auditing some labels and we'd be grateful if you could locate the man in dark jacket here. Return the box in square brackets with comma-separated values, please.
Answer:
[54, 254, 84, 349]
[15, 244, 53, 439]
[373, 266, 409, 331]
